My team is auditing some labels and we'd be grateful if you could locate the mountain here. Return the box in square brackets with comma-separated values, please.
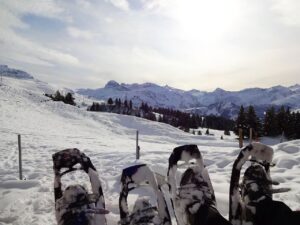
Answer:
[77, 81, 300, 118]
[0, 65, 34, 79]
[77, 80, 202, 109]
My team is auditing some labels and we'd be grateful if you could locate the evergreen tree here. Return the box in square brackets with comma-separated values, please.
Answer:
[115, 98, 119, 106]
[263, 106, 278, 136]
[53, 90, 64, 101]
[276, 106, 287, 136]
[295, 112, 300, 139]
[224, 130, 230, 136]
[64, 93, 75, 105]
[246, 105, 261, 138]
[285, 108, 293, 138]
[188, 114, 198, 129]
[107, 98, 113, 105]
[158, 115, 163, 122]
[129, 100, 133, 109]
[235, 105, 247, 138]
[205, 128, 210, 135]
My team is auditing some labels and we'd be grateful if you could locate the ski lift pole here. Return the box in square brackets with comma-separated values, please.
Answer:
[136, 130, 140, 160]
[18, 134, 23, 180]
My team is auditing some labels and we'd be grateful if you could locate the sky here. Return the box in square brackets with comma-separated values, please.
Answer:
[0, 0, 300, 91]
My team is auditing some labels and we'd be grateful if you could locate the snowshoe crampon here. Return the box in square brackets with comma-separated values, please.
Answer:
[119, 164, 172, 225]
[53, 148, 108, 225]
[167, 145, 217, 225]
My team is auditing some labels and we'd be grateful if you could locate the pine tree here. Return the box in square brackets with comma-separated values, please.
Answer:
[115, 98, 119, 106]
[107, 98, 113, 105]
[53, 90, 64, 101]
[64, 93, 75, 105]
[205, 128, 210, 135]
[295, 112, 300, 139]
[276, 106, 287, 137]
[235, 105, 247, 138]
[246, 105, 261, 138]
[224, 130, 230, 136]
[263, 106, 278, 136]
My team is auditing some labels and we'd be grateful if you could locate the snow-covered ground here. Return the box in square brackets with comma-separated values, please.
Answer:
[0, 77, 300, 225]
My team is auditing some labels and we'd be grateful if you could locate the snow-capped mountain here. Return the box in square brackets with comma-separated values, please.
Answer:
[77, 81, 300, 118]
[77, 80, 201, 109]
[1, 64, 298, 119]
[0, 65, 33, 79]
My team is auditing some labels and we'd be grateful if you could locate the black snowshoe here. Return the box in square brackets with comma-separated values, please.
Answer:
[119, 164, 172, 225]
[53, 148, 108, 225]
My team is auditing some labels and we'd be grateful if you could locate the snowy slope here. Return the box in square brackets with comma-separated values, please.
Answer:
[0, 76, 300, 225]
[77, 81, 300, 118]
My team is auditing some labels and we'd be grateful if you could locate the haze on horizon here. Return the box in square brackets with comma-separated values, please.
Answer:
[0, 0, 300, 91]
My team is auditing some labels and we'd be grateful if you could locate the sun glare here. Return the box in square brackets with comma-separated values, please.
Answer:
[171, 0, 241, 42]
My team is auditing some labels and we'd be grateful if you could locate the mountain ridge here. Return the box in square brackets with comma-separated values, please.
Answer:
[77, 80, 300, 118]
[1, 65, 298, 119]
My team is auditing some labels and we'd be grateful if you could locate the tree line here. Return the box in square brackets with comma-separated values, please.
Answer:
[45, 90, 76, 106]
[234, 105, 300, 140]
[88, 98, 235, 133]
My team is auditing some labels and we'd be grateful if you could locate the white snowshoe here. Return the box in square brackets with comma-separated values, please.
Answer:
[53, 148, 108, 225]
[167, 145, 222, 225]
[229, 143, 291, 225]
[119, 164, 172, 225]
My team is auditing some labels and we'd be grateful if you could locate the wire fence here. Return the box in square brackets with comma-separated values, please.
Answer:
[0, 128, 141, 180]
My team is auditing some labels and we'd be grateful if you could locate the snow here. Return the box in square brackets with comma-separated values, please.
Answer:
[0, 76, 300, 224]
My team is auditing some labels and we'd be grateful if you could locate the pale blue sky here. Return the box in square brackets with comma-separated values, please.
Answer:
[0, 0, 299, 91]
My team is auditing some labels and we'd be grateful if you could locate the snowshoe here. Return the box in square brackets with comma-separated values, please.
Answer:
[119, 164, 172, 225]
[167, 145, 219, 225]
[53, 148, 108, 225]
[240, 143, 290, 200]
[229, 143, 290, 225]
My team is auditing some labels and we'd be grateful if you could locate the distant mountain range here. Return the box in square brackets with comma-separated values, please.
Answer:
[77, 80, 300, 119]
[0, 65, 33, 79]
[1, 65, 299, 119]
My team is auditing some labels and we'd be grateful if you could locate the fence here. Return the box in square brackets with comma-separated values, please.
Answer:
[1, 129, 141, 180]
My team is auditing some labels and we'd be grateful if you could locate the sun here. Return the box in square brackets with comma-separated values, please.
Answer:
[171, 0, 241, 42]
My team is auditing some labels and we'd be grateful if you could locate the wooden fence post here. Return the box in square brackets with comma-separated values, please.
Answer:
[136, 130, 140, 160]
[18, 134, 23, 180]
[239, 128, 243, 148]
[249, 128, 253, 144]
